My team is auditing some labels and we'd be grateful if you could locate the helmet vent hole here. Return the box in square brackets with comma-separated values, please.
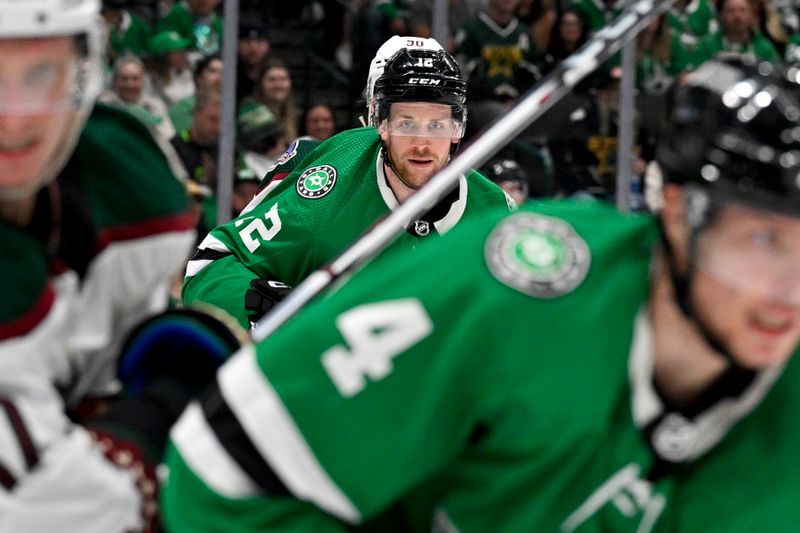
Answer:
[37, 12, 48, 24]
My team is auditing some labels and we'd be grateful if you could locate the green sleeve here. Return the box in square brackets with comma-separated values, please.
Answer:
[182, 255, 260, 328]
[181, 187, 321, 327]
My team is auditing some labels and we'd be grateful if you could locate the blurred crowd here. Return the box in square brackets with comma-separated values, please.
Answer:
[101, 0, 800, 226]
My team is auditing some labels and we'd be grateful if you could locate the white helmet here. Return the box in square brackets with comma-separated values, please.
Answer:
[365, 36, 443, 127]
[0, 0, 105, 200]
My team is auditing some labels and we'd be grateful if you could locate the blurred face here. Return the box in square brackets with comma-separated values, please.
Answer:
[0, 37, 77, 193]
[674, 199, 800, 369]
[560, 12, 583, 46]
[197, 58, 223, 90]
[167, 49, 189, 70]
[305, 105, 335, 140]
[189, 0, 219, 17]
[113, 61, 144, 103]
[379, 102, 460, 192]
[238, 38, 270, 68]
[721, 0, 754, 37]
[261, 66, 291, 105]
[232, 181, 259, 215]
[192, 102, 221, 145]
[498, 181, 527, 205]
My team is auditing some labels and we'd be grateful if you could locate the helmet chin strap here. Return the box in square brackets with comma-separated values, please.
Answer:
[659, 221, 743, 369]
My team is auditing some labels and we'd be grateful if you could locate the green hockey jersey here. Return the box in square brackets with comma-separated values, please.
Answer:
[666, 0, 718, 52]
[163, 200, 800, 531]
[454, 13, 542, 101]
[182, 127, 511, 328]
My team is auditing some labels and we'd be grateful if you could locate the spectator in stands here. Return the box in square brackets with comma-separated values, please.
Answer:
[237, 100, 286, 179]
[99, 54, 176, 139]
[236, 23, 271, 103]
[101, 0, 152, 63]
[232, 166, 262, 216]
[247, 57, 299, 153]
[157, 0, 223, 59]
[408, 0, 486, 51]
[666, 0, 718, 54]
[694, 0, 781, 64]
[542, 8, 589, 74]
[170, 87, 222, 188]
[516, 0, 558, 51]
[751, 0, 789, 55]
[169, 53, 223, 132]
[147, 30, 195, 106]
[454, 0, 542, 138]
[300, 103, 337, 141]
[570, 0, 618, 32]
[617, 14, 694, 96]
[350, 0, 413, 97]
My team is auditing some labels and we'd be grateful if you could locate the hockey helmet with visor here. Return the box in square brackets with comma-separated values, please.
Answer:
[657, 56, 800, 306]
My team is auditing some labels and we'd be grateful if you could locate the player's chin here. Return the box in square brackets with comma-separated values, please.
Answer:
[732, 336, 799, 370]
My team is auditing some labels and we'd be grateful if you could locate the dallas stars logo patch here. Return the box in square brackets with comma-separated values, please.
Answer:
[296, 165, 337, 199]
[485, 212, 591, 298]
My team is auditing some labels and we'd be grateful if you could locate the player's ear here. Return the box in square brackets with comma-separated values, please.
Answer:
[378, 120, 390, 143]
[661, 183, 691, 270]
[451, 121, 464, 142]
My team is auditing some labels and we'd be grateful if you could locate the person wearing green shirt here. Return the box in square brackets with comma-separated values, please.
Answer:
[101, 0, 152, 62]
[694, 0, 781, 64]
[181, 37, 511, 329]
[157, 0, 222, 57]
[666, 0, 718, 53]
[164, 57, 800, 532]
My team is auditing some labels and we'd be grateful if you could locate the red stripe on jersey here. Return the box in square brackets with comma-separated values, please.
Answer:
[0, 398, 38, 469]
[0, 285, 55, 341]
[96, 211, 196, 251]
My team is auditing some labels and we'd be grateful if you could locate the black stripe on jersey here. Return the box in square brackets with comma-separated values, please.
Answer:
[189, 247, 231, 262]
[199, 384, 291, 496]
[0, 460, 15, 490]
[1, 399, 38, 469]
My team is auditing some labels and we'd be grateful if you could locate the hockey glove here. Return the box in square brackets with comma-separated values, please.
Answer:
[87, 306, 249, 531]
[244, 278, 292, 327]
[117, 306, 248, 395]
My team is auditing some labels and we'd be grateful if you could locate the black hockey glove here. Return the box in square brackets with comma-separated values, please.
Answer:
[91, 306, 249, 458]
[88, 307, 248, 532]
[244, 278, 292, 327]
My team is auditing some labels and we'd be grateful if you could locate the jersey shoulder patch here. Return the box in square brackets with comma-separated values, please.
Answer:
[296, 165, 338, 199]
[484, 212, 590, 298]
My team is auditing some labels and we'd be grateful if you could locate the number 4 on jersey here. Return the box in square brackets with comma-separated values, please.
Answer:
[322, 299, 433, 397]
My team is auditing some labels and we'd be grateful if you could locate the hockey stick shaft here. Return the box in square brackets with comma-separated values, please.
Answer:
[252, 0, 674, 342]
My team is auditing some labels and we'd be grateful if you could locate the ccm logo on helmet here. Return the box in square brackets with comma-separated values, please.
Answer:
[409, 78, 441, 85]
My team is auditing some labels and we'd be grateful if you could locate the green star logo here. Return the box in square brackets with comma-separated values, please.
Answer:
[296, 165, 337, 199]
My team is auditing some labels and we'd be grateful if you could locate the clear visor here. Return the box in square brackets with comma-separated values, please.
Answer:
[694, 208, 800, 307]
[0, 58, 81, 115]
[382, 116, 464, 138]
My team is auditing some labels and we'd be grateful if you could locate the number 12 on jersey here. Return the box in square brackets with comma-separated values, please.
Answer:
[322, 299, 433, 397]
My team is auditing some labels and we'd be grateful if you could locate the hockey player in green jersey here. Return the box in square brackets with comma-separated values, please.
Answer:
[182, 36, 511, 329]
[163, 56, 800, 532]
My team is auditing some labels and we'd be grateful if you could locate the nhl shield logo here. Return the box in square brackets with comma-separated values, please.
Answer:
[413, 220, 431, 236]
[297, 165, 337, 199]
[484, 212, 591, 298]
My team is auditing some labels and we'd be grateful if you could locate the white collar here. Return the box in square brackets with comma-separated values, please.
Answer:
[375, 150, 468, 235]
[628, 308, 783, 462]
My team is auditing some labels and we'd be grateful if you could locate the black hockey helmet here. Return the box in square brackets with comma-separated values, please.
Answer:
[371, 48, 467, 132]
[482, 158, 529, 194]
[657, 56, 800, 219]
